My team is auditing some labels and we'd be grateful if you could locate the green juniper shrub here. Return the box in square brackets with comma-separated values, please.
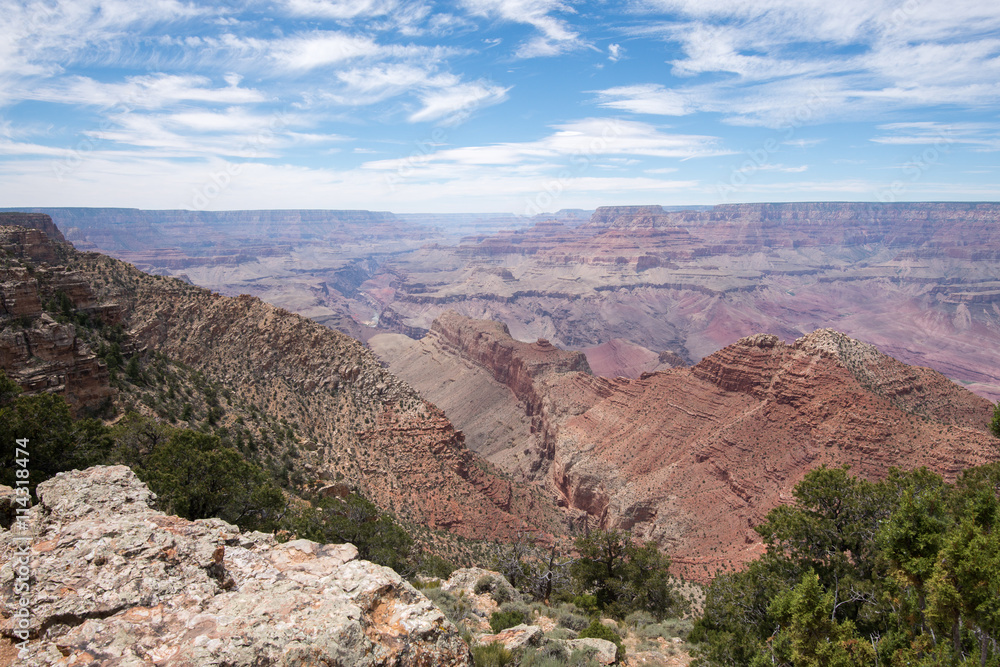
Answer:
[490, 610, 527, 634]
[578, 619, 625, 661]
[417, 553, 455, 579]
[137, 429, 285, 533]
[690, 463, 1000, 667]
[283, 492, 414, 575]
[475, 575, 496, 594]
[571, 594, 600, 617]
[0, 374, 113, 495]
[571, 529, 678, 621]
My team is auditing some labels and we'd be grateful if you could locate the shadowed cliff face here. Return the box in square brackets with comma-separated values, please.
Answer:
[373, 312, 1000, 582]
[1, 223, 115, 414]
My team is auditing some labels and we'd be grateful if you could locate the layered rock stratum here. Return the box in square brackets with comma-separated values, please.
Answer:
[0, 466, 472, 665]
[30, 202, 1000, 399]
[372, 312, 1000, 580]
[0, 225, 115, 413]
[0, 218, 564, 544]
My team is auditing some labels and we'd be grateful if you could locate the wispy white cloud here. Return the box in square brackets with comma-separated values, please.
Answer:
[363, 117, 729, 173]
[409, 79, 509, 123]
[25, 74, 267, 110]
[458, 0, 582, 58]
[783, 138, 825, 148]
[621, 0, 1000, 127]
[283, 0, 398, 20]
[270, 32, 384, 70]
[592, 84, 688, 116]
[872, 122, 1000, 151]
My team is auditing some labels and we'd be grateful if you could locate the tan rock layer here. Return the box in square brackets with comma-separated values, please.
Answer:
[0, 466, 472, 666]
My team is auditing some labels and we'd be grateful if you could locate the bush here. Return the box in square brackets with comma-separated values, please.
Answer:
[425, 588, 476, 628]
[471, 641, 514, 666]
[556, 609, 589, 632]
[0, 383, 113, 495]
[475, 575, 495, 594]
[637, 618, 692, 640]
[138, 429, 285, 533]
[544, 627, 577, 640]
[283, 493, 413, 575]
[520, 643, 567, 666]
[578, 619, 624, 659]
[571, 530, 677, 620]
[418, 553, 455, 579]
[624, 610, 655, 630]
[490, 610, 526, 634]
[571, 594, 599, 616]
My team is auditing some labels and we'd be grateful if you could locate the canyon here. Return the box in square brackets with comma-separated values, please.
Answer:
[24, 203, 1000, 402]
[371, 312, 1000, 579]
[0, 215, 563, 545]
[3, 209, 1000, 583]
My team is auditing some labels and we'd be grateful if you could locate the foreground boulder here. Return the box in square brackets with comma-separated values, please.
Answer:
[0, 466, 471, 665]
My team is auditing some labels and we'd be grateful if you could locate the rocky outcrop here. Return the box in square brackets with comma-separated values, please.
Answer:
[0, 212, 67, 244]
[477, 624, 544, 652]
[378, 313, 1000, 581]
[0, 228, 118, 413]
[554, 328, 1000, 580]
[442, 568, 520, 604]
[428, 312, 606, 463]
[0, 466, 472, 665]
[564, 638, 620, 665]
[0, 226, 61, 265]
[0, 313, 112, 411]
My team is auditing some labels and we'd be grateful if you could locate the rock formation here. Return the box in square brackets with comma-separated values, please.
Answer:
[0, 466, 472, 665]
[1, 223, 115, 413]
[55, 236, 563, 542]
[374, 202, 1000, 399]
[373, 312, 1000, 581]
[28, 203, 1000, 399]
[369, 313, 611, 484]
[0, 220, 566, 547]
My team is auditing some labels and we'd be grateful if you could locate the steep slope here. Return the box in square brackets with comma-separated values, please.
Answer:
[0, 224, 114, 413]
[582, 339, 677, 378]
[371, 312, 611, 486]
[374, 312, 1000, 581]
[0, 218, 565, 544]
[555, 330, 998, 579]
[72, 252, 560, 541]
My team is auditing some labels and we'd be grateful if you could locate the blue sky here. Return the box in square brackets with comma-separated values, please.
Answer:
[1, 0, 999, 213]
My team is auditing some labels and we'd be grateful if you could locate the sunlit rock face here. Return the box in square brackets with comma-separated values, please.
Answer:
[0, 466, 473, 666]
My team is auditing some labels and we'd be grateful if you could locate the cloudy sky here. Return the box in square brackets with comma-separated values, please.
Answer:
[1, 0, 998, 213]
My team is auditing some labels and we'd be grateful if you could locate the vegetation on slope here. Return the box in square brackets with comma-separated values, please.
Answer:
[691, 464, 1000, 666]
